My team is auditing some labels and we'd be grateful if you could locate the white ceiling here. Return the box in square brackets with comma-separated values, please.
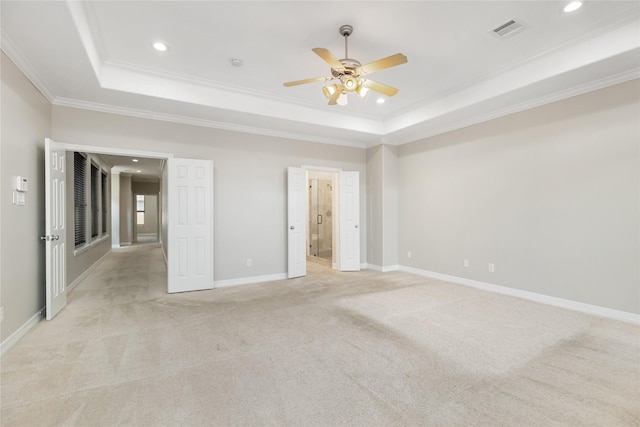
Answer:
[99, 154, 163, 182]
[2, 0, 639, 150]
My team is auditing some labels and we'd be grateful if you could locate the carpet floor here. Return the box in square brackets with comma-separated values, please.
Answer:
[1, 243, 638, 426]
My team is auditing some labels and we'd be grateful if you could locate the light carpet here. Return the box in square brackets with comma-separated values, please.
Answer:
[1, 243, 638, 426]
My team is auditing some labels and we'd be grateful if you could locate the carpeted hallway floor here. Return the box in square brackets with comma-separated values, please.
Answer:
[1, 243, 639, 426]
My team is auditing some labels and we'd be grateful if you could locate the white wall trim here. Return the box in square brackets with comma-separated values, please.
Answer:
[366, 264, 400, 272]
[53, 98, 369, 149]
[1, 30, 55, 102]
[214, 273, 287, 289]
[399, 266, 640, 325]
[1, 308, 44, 357]
[68, 250, 111, 292]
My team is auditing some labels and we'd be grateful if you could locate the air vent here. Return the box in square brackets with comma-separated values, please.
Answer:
[491, 19, 524, 38]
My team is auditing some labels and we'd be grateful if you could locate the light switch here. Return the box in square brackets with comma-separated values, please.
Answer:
[13, 191, 26, 206]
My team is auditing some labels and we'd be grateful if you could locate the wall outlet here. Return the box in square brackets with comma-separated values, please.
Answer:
[246, 259, 252, 267]
[488, 263, 495, 272]
[407, 251, 412, 258]
[464, 259, 469, 267]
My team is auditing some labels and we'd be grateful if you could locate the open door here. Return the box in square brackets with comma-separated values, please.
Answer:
[167, 158, 213, 293]
[339, 171, 360, 271]
[44, 138, 67, 319]
[287, 167, 306, 278]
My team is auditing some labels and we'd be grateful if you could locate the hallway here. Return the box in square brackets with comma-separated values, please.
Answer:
[1, 244, 638, 425]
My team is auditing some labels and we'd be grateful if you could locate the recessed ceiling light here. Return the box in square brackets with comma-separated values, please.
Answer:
[136, 170, 141, 173]
[153, 42, 168, 52]
[564, 1, 582, 12]
[230, 58, 243, 67]
[376, 98, 385, 104]
[132, 159, 139, 162]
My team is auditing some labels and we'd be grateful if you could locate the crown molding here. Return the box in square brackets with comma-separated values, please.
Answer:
[65, 0, 104, 82]
[1, 31, 55, 102]
[384, 67, 640, 146]
[52, 97, 370, 149]
[105, 60, 378, 123]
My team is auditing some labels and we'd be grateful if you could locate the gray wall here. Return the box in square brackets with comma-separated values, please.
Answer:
[51, 106, 368, 281]
[0, 53, 50, 340]
[366, 144, 398, 269]
[398, 79, 640, 314]
[132, 181, 160, 195]
[366, 146, 383, 267]
[119, 175, 133, 245]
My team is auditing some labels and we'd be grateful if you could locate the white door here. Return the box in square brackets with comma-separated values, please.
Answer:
[167, 158, 213, 293]
[44, 138, 67, 319]
[287, 167, 306, 278]
[339, 171, 360, 271]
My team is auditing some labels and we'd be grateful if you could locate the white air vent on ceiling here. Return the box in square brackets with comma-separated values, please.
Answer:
[491, 19, 525, 38]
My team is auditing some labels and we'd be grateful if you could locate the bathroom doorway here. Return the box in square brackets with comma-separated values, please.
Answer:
[307, 170, 337, 269]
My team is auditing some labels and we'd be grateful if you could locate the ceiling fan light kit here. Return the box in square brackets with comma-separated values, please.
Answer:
[284, 24, 407, 106]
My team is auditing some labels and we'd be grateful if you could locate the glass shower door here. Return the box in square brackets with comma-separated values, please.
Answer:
[308, 179, 333, 261]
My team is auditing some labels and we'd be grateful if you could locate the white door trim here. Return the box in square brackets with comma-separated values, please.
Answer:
[42, 139, 173, 295]
[51, 143, 172, 160]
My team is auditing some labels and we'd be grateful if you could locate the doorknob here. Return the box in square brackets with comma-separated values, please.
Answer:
[40, 235, 60, 241]
[290, 226, 295, 230]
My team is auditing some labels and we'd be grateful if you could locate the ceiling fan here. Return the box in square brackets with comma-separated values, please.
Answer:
[283, 25, 408, 106]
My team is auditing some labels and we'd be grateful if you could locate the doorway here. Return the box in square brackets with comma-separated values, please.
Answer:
[307, 170, 337, 269]
[134, 194, 159, 244]
[287, 166, 360, 279]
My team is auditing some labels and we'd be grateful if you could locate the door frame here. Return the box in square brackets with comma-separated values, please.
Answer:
[305, 168, 340, 268]
[132, 192, 160, 244]
[295, 165, 361, 274]
[45, 141, 172, 295]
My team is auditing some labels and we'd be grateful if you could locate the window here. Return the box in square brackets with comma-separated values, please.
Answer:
[136, 195, 145, 225]
[90, 163, 99, 239]
[74, 152, 87, 248]
[74, 152, 109, 250]
[101, 172, 108, 235]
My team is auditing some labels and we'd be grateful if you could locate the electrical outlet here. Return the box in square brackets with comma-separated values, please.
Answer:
[407, 251, 412, 258]
[246, 259, 252, 267]
[464, 259, 469, 267]
[488, 263, 495, 272]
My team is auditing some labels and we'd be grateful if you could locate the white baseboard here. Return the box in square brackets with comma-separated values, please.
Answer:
[214, 273, 288, 289]
[366, 264, 400, 273]
[1, 308, 44, 357]
[398, 265, 640, 325]
[68, 250, 111, 292]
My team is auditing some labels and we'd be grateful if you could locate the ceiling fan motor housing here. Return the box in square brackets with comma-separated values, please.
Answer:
[339, 25, 353, 37]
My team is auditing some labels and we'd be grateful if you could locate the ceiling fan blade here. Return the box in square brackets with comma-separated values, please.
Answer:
[328, 86, 342, 105]
[283, 76, 332, 87]
[361, 80, 399, 96]
[312, 48, 345, 70]
[357, 53, 407, 75]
